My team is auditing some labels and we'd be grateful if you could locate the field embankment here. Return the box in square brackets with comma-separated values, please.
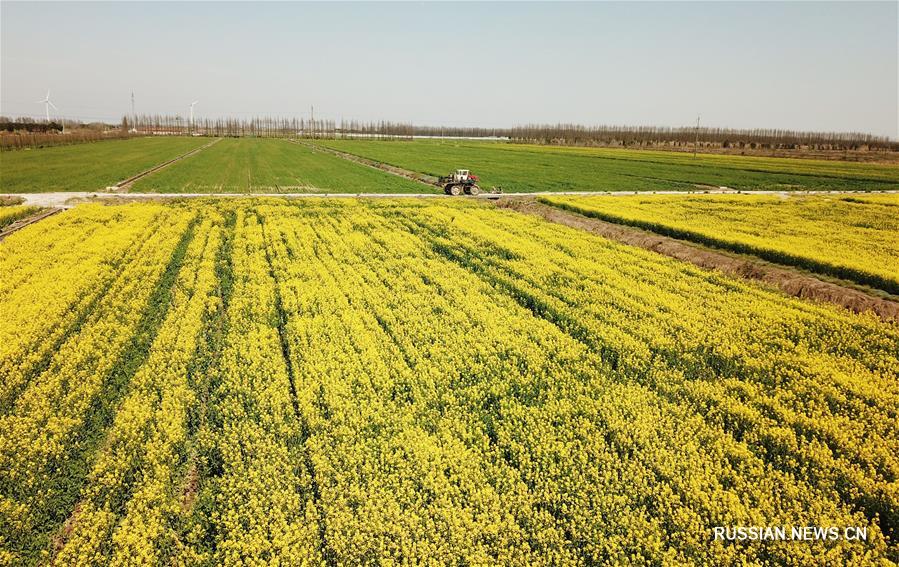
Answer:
[291, 139, 439, 186]
[319, 139, 899, 192]
[539, 193, 899, 295]
[0, 208, 62, 243]
[1, 199, 897, 564]
[0, 137, 211, 193]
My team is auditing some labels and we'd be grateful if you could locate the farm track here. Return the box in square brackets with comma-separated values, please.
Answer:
[110, 137, 222, 192]
[0, 207, 62, 241]
[7, 189, 897, 210]
[499, 197, 899, 321]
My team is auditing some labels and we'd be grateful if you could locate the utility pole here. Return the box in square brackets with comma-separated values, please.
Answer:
[693, 115, 700, 158]
[311, 104, 315, 152]
[131, 91, 135, 132]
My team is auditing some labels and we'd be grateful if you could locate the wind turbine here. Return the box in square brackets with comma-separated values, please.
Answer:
[36, 90, 58, 123]
[189, 100, 199, 128]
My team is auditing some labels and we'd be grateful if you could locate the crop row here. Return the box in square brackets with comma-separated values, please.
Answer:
[403, 203, 899, 537]
[0, 206, 169, 414]
[52, 215, 223, 565]
[254, 200, 895, 563]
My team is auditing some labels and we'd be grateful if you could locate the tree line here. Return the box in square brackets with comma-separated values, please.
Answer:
[0, 116, 132, 151]
[122, 115, 337, 138]
[508, 124, 896, 151]
[122, 115, 895, 150]
[2, 113, 895, 152]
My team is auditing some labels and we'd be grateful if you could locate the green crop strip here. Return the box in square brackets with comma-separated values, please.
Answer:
[0, 137, 210, 193]
[319, 139, 899, 192]
[131, 138, 425, 193]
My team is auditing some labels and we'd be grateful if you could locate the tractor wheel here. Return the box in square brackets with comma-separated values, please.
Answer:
[468, 184, 481, 196]
[448, 184, 463, 196]
[444, 185, 452, 195]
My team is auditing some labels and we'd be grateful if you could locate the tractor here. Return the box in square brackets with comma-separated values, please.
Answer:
[440, 169, 481, 196]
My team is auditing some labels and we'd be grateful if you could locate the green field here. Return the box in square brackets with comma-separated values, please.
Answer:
[131, 138, 425, 193]
[0, 137, 208, 193]
[320, 139, 899, 192]
[541, 193, 899, 293]
[4, 137, 897, 194]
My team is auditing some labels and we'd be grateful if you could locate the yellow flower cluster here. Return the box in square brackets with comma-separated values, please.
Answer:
[1, 198, 897, 565]
[53, 215, 223, 565]
[0, 205, 164, 413]
[206, 209, 322, 565]
[541, 193, 899, 293]
[0, 204, 193, 564]
[0, 205, 40, 229]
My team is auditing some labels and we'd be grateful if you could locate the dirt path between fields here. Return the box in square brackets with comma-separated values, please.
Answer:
[108, 137, 222, 192]
[7, 189, 897, 209]
[287, 139, 441, 187]
[498, 198, 899, 322]
[0, 207, 62, 241]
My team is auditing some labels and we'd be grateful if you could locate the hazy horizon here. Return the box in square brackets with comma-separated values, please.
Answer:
[2, 1, 896, 138]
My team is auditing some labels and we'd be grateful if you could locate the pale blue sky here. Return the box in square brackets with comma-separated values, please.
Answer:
[2, 2, 896, 137]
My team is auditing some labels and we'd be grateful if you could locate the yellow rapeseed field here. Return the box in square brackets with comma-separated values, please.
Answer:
[542, 193, 899, 294]
[0, 199, 897, 565]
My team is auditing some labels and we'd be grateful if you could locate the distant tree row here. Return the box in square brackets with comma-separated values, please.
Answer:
[0, 116, 137, 151]
[3, 113, 895, 153]
[508, 123, 897, 152]
[0, 121, 62, 133]
[124, 115, 337, 138]
[123, 115, 895, 151]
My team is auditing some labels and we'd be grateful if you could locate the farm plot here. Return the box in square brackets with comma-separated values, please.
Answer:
[1, 199, 897, 565]
[541, 193, 899, 294]
[0, 137, 209, 193]
[131, 138, 425, 193]
[320, 139, 899, 192]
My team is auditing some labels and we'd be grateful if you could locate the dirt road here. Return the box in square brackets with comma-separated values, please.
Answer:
[7, 189, 896, 209]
